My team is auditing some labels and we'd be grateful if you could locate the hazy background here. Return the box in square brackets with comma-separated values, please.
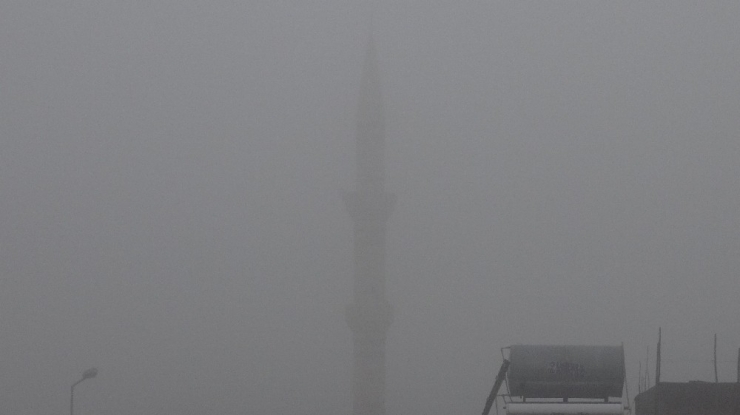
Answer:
[2, 1, 739, 414]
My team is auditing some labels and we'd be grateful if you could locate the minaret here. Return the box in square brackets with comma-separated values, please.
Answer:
[343, 36, 395, 415]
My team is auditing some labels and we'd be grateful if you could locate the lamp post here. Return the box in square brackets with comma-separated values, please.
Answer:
[70, 368, 97, 415]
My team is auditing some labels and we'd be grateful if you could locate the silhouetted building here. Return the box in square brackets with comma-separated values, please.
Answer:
[634, 382, 740, 415]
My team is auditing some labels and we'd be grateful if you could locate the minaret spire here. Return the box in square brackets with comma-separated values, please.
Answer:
[344, 33, 395, 415]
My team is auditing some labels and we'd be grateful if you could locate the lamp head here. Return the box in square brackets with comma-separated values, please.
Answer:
[82, 368, 98, 379]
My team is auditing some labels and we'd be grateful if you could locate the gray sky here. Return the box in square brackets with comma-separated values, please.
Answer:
[2, 2, 739, 415]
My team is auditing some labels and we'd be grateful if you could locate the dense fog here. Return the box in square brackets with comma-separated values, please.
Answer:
[1, 2, 739, 415]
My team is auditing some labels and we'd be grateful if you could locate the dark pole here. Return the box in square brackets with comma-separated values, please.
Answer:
[70, 368, 98, 415]
[714, 334, 718, 383]
[646, 346, 650, 388]
[654, 328, 661, 415]
[70, 379, 82, 415]
[655, 328, 661, 384]
[713, 335, 719, 415]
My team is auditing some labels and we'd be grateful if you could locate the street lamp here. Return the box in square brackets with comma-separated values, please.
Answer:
[70, 368, 97, 415]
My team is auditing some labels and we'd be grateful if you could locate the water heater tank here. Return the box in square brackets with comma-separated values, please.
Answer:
[507, 345, 624, 399]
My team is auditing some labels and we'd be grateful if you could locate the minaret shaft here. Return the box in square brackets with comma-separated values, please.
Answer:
[344, 36, 393, 415]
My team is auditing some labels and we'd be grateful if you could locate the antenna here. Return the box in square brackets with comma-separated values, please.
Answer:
[655, 327, 661, 384]
[645, 345, 650, 388]
[713, 334, 718, 383]
[654, 328, 661, 415]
